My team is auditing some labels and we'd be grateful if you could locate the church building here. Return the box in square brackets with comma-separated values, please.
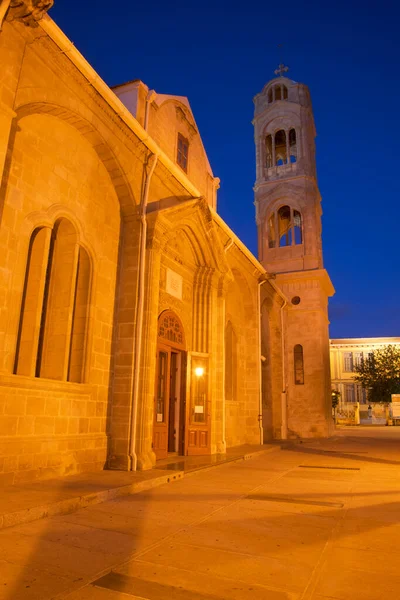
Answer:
[0, 3, 333, 484]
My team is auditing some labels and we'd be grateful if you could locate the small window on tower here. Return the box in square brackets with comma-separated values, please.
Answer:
[265, 135, 273, 168]
[289, 128, 297, 163]
[294, 344, 304, 385]
[275, 130, 287, 165]
[177, 134, 189, 172]
[268, 214, 276, 248]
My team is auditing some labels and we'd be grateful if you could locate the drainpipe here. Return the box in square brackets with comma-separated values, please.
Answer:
[268, 278, 289, 440]
[128, 151, 158, 471]
[220, 237, 234, 452]
[258, 278, 268, 444]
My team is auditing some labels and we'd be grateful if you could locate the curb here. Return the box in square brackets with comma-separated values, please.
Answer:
[0, 446, 278, 531]
[0, 470, 183, 531]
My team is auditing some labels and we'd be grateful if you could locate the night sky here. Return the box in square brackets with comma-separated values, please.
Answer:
[50, 0, 399, 339]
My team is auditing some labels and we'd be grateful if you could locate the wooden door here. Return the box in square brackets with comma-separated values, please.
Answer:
[186, 355, 211, 455]
[168, 352, 178, 452]
[153, 345, 170, 460]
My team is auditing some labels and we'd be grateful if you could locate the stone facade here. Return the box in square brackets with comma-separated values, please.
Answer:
[0, 13, 269, 483]
[0, 10, 335, 484]
[254, 75, 335, 439]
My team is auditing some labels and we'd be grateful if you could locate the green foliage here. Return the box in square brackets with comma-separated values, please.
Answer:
[331, 390, 340, 409]
[354, 345, 400, 403]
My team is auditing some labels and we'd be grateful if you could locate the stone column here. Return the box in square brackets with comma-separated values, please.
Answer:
[272, 135, 276, 168]
[135, 231, 163, 470]
[108, 215, 140, 471]
[0, 101, 16, 220]
[290, 206, 295, 246]
[212, 276, 227, 455]
[285, 130, 290, 164]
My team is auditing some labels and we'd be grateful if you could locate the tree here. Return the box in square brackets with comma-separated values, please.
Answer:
[331, 390, 340, 410]
[354, 345, 400, 403]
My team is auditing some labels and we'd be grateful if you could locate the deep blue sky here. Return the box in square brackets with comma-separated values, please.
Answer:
[50, 0, 399, 338]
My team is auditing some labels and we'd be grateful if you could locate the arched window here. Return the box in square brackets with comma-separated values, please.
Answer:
[158, 311, 185, 348]
[265, 134, 273, 168]
[268, 85, 288, 104]
[289, 128, 297, 163]
[275, 130, 287, 165]
[225, 321, 238, 401]
[278, 205, 292, 247]
[294, 344, 304, 385]
[293, 210, 302, 245]
[14, 218, 91, 382]
[268, 214, 276, 248]
[275, 206, 303, 247]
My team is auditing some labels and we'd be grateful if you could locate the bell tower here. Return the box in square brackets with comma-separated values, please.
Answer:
[255, 66, 335, 439]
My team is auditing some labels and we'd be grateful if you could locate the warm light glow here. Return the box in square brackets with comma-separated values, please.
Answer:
[194, 366, 204, 377]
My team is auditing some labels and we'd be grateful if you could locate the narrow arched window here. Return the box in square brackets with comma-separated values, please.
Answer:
[268, 84, 288, 104]
[268, 214, 276, 248]
[293, 210, 302, 244]
[294, 344, 304, 385]
[68, 247, 91, 382]
[289, 128, 297, 163]
[15, 218, 91, 383]
[278, 205, 291, 247]
[275, 130, 287, 165]
[276, 206, 303, 247]
[225, 321, 238, 401]
[265, 134, 273, 168]
[14, 227, 52, 376]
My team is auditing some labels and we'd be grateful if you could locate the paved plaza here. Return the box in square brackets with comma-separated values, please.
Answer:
[1, 427, 400, 599]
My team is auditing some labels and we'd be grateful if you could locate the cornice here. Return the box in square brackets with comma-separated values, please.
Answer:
[276, 268, 335, 297]
[1, 0, 53, 29]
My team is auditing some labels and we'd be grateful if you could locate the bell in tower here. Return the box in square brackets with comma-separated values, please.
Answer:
[255, 66, 335, 440]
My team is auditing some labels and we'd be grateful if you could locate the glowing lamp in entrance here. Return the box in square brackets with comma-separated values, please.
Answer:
[194, 366, 204, 377]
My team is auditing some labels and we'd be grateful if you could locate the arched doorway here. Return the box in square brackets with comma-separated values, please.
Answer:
[153, 311, 187, 460]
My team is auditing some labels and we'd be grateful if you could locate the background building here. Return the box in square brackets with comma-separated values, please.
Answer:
[330, 337, 400, 405]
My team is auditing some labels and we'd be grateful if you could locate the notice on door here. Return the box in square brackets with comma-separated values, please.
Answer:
[166, 268, 183, 300]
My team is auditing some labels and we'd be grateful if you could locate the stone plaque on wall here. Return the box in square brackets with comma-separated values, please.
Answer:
[166, 268, 183, 300]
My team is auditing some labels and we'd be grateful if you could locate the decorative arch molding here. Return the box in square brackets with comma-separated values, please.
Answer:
[261, 113, 301, 138]
[13, 103, 136, 215]
[258, 187, 304, 227]
[151, 200, 230, 276]
[21, 204, 96, 264]
[157, 309, 186, 350]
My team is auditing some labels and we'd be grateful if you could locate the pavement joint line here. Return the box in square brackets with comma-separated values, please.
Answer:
[125, 555, 302, 597]
[298, 465, 360, 471]
[298, 468, 355, 600]
[67, 449, 297, 600]
[53, 447, 281, 599]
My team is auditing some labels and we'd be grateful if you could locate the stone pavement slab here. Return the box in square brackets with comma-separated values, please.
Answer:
[2, 430, 400, 599]
[0, 469, 183, 531]
[0, 445, 274, 532]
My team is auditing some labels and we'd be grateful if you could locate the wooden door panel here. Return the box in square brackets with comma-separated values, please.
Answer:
[186, 355, 211, 456]
[153, 348, 170, 460]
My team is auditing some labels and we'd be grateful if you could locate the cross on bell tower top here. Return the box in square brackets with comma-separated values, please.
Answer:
[274, 63, 289, 77]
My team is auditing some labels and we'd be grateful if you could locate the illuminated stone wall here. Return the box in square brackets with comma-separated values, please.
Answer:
[0, 18, 265, 482]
